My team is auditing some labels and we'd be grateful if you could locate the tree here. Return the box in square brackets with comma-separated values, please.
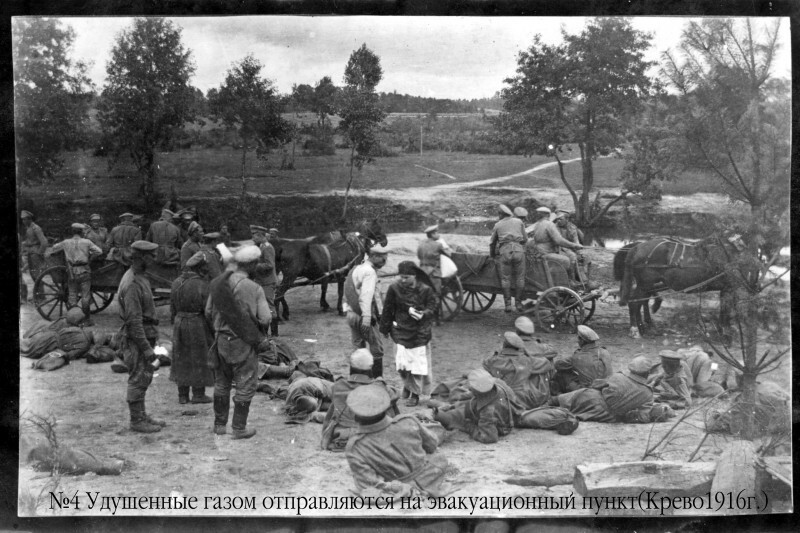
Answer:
[208, 54, 292, 205]
[336, 44, 387, 219]
[312, 76, 338, 128]
[498, 18, 654, 227]
[661, 19, 790, 440]
[291, 83, 315, 112]
[97, 18, 196, 207]
[12, 18, 93, 184]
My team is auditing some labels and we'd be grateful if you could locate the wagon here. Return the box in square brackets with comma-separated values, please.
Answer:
[436, 251, 600, 332]
[32, 249, 181, 321]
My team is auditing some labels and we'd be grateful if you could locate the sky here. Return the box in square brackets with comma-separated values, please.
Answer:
[44, 16, 793, 100]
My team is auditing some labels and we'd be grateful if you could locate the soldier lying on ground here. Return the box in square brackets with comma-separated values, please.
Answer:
[21, 308, 94, 361]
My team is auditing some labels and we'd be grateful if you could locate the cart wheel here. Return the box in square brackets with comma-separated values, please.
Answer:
[33, 265, 70, 321]
[583, 297, 596, 324]
[461, 290, 496, 314]
[89, 289, 115, 314]
[535, 286, 585, 333]
[439, 276, 463, 322]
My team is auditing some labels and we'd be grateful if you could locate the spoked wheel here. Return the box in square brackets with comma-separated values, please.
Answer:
[33, 265, 70, 321]
[583, 296, 596, 324]
[535, 286, 585, 333]
[461, 290, 497, 314]
[439, 276, 463, 322]
[88, 289, 115, 314]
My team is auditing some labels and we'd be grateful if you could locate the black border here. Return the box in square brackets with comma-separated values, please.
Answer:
[1, 1, 798, 530]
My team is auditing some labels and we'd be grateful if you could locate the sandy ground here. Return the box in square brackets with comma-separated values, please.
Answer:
[17, 228, 791, 519]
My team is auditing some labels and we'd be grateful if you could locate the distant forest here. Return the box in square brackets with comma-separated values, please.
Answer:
[283, 91, 503, 115]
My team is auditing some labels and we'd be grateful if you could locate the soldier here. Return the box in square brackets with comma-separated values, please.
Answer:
[84, 214, 108, 254]
[176, 210, 195, 243]
[50, 223, 103, 325]
[206, 245, 271, 439]
[200, 232, 223, 278]
[417, 225, 452, 295]
[514, 316, 558, 358]
[146, 209, 182, 265]
[345, 384, 450, 497]
[180, 221, 204, 269]
[527, 207, 583, 282]
[117, 240, 164, 433]
[649, 350, 693, 409]
[343, 244, 390, 378]
[551, 356, 675, 424]
[513, 206, 528, 223]
[482, 332, 554, 410]
[250, 225, 279, 336]
[284, 372, 334, 423]
[219, 223, 232, 248]
[106, 212, 142, 265]
[489, 204, 527, 312]
[20, 210, 48, 281]
[321, 348, 400, 452]
[433, 368, 524, 444]
[552, 325, 613, 394]
[170, 252, 214, 405]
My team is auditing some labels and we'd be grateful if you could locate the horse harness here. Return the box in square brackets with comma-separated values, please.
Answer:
[314, 232, 372, 284]
[642, 238, 692, 269]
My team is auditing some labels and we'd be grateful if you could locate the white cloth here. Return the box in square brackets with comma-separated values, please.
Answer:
[395, 343, 431, 376]
[342, 262, 382, 318]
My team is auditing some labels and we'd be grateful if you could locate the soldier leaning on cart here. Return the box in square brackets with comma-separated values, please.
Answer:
[20, 210, 48, 282]
[489, 204, 528, 313]
[50, 223, 104, 326]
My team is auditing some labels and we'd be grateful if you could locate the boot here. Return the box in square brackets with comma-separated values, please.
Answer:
[262, 364, 294, 380]
[143, 403, 167, 428]
[372, 356, 383, 379]
[81, 305, 93, 326]
[515, 288, 525, 312]
[270, 320, 279, 337]
[231, 401, 256, 440]
[191, 387, 212, 404]
[129, 401, 161, 433]
[110, 357, 129, 374]
[503, 289, 512, 313]
[406, 393, 420, 407]
[213, 395, 230, 435]
[178, 386, 190, 404]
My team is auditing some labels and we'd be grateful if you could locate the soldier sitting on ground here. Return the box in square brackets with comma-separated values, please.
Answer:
[551, 325, 613, 395]
[482, 332, 554, 410]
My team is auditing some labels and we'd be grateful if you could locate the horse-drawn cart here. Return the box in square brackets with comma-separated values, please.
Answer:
[32, 250, 180, 321]
[439, 251, 601, 331]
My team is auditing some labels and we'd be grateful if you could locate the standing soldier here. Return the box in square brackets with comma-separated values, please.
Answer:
[117, 240, 164, 433]
[84, 214, 108, 254]
[489, 204, 528, 313]
[513, 206, 528, 223]
[180, 221, 204, 269]
[146, 208, 182, 265]
[417, 225, 452, 295]
[50, 223, 103, 325]
[250, 225, 279, 337]
[177, 211, 195, 243]
[218, 224, 232, 248]
[206, 245, 271, 439]
[106, 212, 142, 265]
[20, 210, 48, 281]
[170, 252, 214, 405]
[200, 232, 223, 278]
[343, 244, 390, 378]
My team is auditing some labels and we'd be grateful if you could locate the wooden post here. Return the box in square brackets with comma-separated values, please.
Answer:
[710, 440, 761, 514]
[574, 461, 717, 497]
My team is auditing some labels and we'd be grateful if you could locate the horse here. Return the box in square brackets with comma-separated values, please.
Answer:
[273, 219, 388, 319]
[616, 233, 747, 339]
[613, 242, 663, 334]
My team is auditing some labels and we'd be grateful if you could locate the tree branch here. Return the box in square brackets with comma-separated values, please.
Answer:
[587, 190, 629, 226]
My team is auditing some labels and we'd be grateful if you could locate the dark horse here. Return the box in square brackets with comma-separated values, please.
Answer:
[272, 219, 388, 319]
[615, 234, 746, 339]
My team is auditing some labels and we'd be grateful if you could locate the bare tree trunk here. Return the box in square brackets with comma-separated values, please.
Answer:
[239, 138, 248, 208]
[342, 146, 356, 220]
[554, 153, 579, 212]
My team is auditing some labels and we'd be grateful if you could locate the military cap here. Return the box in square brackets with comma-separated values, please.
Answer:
[20, 210, 33, 219]
[503, 331, 526, 351]
[424, 224, 438, 234]
[659, 350, 684, 361]
[498, 204, 513, 216]
[627, 355, 653, 376]
[203, 232, 221, 241]
[66, 307, 86, 326]
[187, 221, 202, 235]
[269, 228, 279, 235]
[535, 206, 551, 215]
[350, 348, 374, 371]
[71, 222, 86, 231]
[89, 213, 101, 221]
[250, 225, 269, 235]
[185, 251, 207, 269]
[553, 210, 568, 220]
[347, 383, 391, 418]
[468, 368, 496, 394]
[295, 395, 319, 414]
[514, 316, 535, 336]
[234, 244, 261, 264]
[161, 209, 175, 218]
[131, 240, 158, 253]
[181, 212, 194, 220]
[369, 243, 391, 255]
[513, 207, 528, 217]
[119, 212, 134, 219]
[576, 325, 599, 342]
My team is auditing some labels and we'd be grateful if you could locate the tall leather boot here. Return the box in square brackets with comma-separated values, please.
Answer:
[178, 386, 190, 404]
[270, 320, 279, 337]
[231, 401, 256, 440]
[81, 304, 94, 326]
[191, 387, 212, 404]
[143, 402, 166, 427]
[213, 395, 230, 435]
[129, 401, 161, 433]
[372, 356, 383, 379]
[515, 288, 525, 312]
[262, 364, 294, 379]
[503, 289, 512, 313]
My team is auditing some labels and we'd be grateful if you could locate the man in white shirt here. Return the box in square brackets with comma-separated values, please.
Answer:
[343, 244, 390, 378]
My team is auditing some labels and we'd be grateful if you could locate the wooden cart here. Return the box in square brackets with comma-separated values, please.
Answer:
[442, 251, 600, 332]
